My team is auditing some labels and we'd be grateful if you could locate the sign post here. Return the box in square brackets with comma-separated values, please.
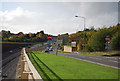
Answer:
[55, 43, 58, 55]
[105, 36, 110, 49]
[55, 39, 61, 55]
[47, 35, 52, 47]
[47, 35, 52, 40]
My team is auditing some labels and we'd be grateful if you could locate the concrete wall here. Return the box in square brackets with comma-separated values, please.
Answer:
[19, 48, 43, 81]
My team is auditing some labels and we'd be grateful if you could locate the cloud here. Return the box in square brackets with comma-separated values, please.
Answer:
[1, 0, 119, 2]
[75, 2, 118, 28]
[0, 2, 118, 35]
[0, 7, 44, 33]
[0, 6, 79, 35]
[3, 7, 43, 23]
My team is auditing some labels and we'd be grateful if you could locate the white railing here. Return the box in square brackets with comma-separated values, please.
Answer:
[20, 48, 43, 81]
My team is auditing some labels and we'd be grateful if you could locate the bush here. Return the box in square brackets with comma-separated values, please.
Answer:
[110, 32, 120, 50]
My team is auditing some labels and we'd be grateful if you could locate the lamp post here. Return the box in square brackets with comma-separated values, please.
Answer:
[75, 15, 86, 51]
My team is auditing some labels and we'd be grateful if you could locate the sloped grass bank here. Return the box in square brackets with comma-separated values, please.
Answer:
[28, 51, 118, 80]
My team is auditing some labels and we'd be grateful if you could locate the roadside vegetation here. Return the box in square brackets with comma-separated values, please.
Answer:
[1, 30, 48, 42]
[28, 51, 118, 80]
[58, 23, 120, 52]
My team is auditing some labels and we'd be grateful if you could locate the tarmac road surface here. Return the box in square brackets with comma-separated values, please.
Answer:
[1, 50, 21, 80]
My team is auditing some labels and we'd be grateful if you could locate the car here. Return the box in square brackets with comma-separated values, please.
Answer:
[0, 69, 2, 77]
[2, 74, 8, 78]
[49, 47, 53, 51]
[44, 47, 49, 52]
[9, 50, 13, 53]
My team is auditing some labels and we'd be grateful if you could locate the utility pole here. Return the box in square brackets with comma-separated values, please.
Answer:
[75, 15, 86, 51]
[55, 43, 58, 55]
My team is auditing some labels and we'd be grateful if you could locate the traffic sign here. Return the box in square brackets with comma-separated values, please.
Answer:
[48, 35, 52, 40]
[105, 36, 110, 44]
[71, 42, 76, 47]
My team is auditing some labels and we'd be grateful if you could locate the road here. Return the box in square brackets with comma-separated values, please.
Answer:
[0, 42, 48, 80]
[2, 54, 20, 79]
[29, 43, 48, 51]
[2, 48, 21, 60]
[1, 49, 21, 80]
[57, 53, 119, 69]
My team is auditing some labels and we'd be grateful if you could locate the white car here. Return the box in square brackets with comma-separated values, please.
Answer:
[0, 69, 1, 77]
[49, 47, 53, 51]
[9, 50, 13, 53]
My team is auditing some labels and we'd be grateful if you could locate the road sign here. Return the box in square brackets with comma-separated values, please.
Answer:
[105, 36, 110, 49]
[48, 35, 52, 40]
[71, 42, 76, 47]
[105, 36, 110, 44]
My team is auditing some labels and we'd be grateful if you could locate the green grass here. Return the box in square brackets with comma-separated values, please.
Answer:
[28, 51, 118, 80]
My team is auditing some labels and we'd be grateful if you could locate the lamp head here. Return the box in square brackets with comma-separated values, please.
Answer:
[75, 16, 78, 17]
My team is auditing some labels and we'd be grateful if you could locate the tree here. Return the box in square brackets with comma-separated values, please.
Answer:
[2, 30, 11, 40]
[18, 32, 24, 35]
[40, 31, 44, 34]
[89, 28, 111, 51]
[110, 31, 120, 50]
[36, 33, 43, 37]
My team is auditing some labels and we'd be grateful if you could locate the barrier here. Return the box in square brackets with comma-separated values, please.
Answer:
[20, 48, 43, 81]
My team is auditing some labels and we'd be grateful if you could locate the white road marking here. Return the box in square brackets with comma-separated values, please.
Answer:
[89, 57, 102, 60]
[109, 60, 119, 63]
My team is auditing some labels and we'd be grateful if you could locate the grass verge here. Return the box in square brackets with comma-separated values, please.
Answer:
[28, 51, 118, 80]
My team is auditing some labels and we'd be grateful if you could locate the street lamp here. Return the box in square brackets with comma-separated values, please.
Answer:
[75, 15, 86, 51]
[75, 16, 86, 31]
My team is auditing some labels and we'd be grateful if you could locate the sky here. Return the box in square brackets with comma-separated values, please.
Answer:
[0, 0, 119, 35]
